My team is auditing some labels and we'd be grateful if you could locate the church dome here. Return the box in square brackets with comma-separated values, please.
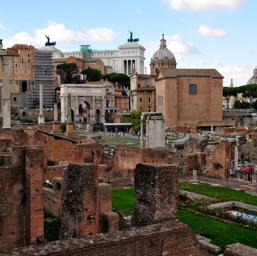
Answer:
[152, 35, 175, 60]
[150, 34, 176, 75]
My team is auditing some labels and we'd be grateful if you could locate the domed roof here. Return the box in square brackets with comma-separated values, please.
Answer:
[152, 34, 175, 60]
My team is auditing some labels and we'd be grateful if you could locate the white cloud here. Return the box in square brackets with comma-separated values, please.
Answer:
[196, 24, 227, 37]
[136, 9, 142, 15]
[162, 0, 245, 11]
[146, 34, 200, 60]
[185, 59, 251, 86]
[2, 22, 117, 49]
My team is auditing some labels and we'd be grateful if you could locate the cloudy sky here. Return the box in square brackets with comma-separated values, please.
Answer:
[0, 0, 256, 86]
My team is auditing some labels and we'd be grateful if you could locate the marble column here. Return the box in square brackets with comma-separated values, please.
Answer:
[1, 56, 11, 129]
[54, 102, 58, 122]
[38, 84, 45, 124]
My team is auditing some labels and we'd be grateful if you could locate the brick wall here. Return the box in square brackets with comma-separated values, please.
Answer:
[60, 163, 99, 238]
[114, 146, 178, 176]
[0, 221, 208, 256]
[0, 145, 44, 250]
[132, 163, 178, 226]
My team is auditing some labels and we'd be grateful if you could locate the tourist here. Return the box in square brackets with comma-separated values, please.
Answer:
[246, 164, 252, 182]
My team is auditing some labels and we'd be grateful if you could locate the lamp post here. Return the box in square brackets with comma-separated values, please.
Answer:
[226, 158, 229, 187]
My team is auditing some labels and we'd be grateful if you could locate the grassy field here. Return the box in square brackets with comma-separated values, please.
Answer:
[100, 134, 141, 147]
[112, 183, 257, 254]
[180, 182, 257, 205]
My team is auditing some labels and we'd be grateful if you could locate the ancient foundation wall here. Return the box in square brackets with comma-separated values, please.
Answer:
[0, 146, 44, 250]
[0, 221, 207, 256]
[113, 146, 178, 180]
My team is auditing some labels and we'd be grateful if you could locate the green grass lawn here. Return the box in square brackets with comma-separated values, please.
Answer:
[100, 134, 141, 147]
[180, 182, 257, 205]
[112, 183, 257, 253]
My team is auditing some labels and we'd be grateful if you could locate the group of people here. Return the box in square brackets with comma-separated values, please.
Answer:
[230, 164, 255, 182]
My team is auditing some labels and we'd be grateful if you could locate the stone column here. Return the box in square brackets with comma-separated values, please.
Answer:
[1, 56, 11, 129]
[140, 114, 144, 148]
[67, 93, 72, 123]
[234, 138, 239, 171]
[101, 96, 105, 123]
[38, 84, 44, 124]
[75, 96, 79, 122]
[54, 102, 58, 122]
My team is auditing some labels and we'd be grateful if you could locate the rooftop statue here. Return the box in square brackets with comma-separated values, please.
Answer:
[128, 31, 139, 42]
[45, 35, 56, 46]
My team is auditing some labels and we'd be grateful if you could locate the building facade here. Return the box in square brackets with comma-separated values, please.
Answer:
[53, 33, 145, 76]
[0, 43, 55, 109]
[131, 34, 234, 129]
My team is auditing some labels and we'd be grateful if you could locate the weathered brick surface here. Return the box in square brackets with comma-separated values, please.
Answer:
[0, 221, 208, 256]
[24, 146, 44, 245]
[132, 163, 178, 226]
[99, 211, 119, 233]
[60, 164, 99, 239]
[114, 146, 178, 178]
[0, 145, 44, 250]
[224, 243, 257, 256]
[98, 183, 112, 212]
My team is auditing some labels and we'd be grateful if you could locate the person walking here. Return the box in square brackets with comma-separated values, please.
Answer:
[246, 164, 252, 182]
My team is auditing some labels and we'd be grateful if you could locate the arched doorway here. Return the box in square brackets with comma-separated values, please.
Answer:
[21, 81, 27, 92]
[95, 109, 101, 123]
[79, 101, 90, 123]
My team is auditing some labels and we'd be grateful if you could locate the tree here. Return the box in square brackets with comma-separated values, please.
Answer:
[56, 63, 79, 84]
[81, 67, 102, 82]
[101, 72, 130, 89]
[121, 109, 145, 132]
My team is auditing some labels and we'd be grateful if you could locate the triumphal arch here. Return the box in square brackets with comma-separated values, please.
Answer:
[60, 81, 115, 124]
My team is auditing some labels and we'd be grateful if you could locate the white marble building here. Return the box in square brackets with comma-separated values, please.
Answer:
[53, 33, 145, 75]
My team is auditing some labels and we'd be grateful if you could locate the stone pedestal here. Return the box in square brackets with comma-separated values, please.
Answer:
[66, 122, 74, 133]
[132, 163, 178, 227]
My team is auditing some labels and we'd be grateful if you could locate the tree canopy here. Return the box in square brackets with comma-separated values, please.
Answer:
[223, 84, 257, 110]
[101, 73, 130, 89]
[81, 67, 102, 82]
[56, 63, 80, 84]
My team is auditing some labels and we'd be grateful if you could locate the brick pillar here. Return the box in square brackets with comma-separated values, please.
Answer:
[132, 163, 178, 227]
[52, 122, 61, 132]
[25, 145, 44, 245]
[66, 122, 74, 133]
[60, 163, 99, 239]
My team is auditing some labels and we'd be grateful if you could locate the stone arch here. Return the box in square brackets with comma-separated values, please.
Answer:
[95, 109, 101, 123]
[79, 101, 90, 123]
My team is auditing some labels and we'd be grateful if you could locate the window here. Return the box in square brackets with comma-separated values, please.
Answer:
[148, 96, 151, 104]
[157, 96, 163, 106]
[189, 84, 197, 94]
[139, 97, 142, 102]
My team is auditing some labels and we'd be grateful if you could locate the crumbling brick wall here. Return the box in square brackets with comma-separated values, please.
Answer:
[132, 163, 178, 226]
[0, 221, 208, 256]
[113, 146, 178, 180]
[59, 163, 99, 238]
[0, 146, 44, 250]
